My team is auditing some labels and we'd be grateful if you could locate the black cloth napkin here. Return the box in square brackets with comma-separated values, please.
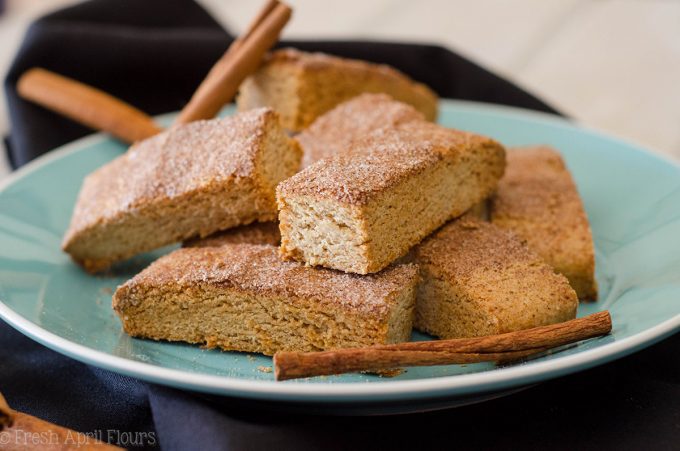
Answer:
[2, 1, 678, 450]
[4, 0, 558, 168]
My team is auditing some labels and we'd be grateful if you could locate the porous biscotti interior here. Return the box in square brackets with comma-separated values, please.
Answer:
[491, 146, 597, 300]
[113, 245, 418, 354]
[414, 219, 578, 339]
[278, 196, 369, 273]
[62, 111, 301, 272]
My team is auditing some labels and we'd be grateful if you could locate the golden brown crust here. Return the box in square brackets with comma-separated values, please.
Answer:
[114, 245, 418, 317]
[296, 93, 425, 168]
[237, 48, 438, 131]
[490, 146, 597, 300]
[414, 218, 578, 338]
[183, 222, 281, 248]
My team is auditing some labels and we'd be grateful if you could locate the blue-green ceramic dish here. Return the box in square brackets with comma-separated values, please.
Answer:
[1, 101, 678, 410]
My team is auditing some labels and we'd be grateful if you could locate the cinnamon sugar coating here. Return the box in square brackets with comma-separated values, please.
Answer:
[416, 219, 539, 278]
[67, 109, 271, 234]
[414, 217, 578, 338]
[280, 143, 441, 206]
[116, 245, 417, 317]
[297, 93, 425, 167]
[491, 146, 597, 300]
[280, 120, 499, 206]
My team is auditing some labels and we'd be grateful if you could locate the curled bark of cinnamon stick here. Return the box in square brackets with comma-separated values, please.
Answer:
[274, 311, 612, 381]
[17, 68, 161, 144]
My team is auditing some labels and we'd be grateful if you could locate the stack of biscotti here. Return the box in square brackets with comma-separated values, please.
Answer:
[276, 93, 593, 338]
[110, 93, 511, 353]
[58, 90, 423, 354]
[184, 93, 428, 249]
[112, 93, 507, 351]
[237, 48, 438, 132]
[63, 108, 301, 272]
[62, 50, 597, 358]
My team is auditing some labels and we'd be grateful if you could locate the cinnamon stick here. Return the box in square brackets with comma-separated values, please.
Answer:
[175, 1, 292, 124]
[0, 392, 122, 449]
[0, 392, 13, 429]
[274, 311, 612, 381]
[192, 0, 279, 95]
[17, 68, 162, 144]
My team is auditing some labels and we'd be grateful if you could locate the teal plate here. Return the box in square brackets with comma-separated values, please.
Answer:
[1, 101, 679, 410]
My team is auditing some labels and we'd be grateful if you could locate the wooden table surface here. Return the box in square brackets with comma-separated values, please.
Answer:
[1, 0, 678, 178]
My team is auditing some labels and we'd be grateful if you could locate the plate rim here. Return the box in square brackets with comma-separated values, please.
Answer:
[1, 299, 678, 401]
[1, 99, 679, 402]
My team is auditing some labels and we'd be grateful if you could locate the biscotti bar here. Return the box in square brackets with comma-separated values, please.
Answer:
[414, 217, 578, 338]
[183, 222, 281, 248]
[63, 108, 301, 272]
[237, 48, 438, 132]
[490, 146, 597, 300]
[113, 244, 419, 355]
[277, 122, 506, 274]
[296, 93, 426, 168]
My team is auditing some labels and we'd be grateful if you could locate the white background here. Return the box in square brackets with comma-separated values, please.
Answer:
[1, 0, 679, 178]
